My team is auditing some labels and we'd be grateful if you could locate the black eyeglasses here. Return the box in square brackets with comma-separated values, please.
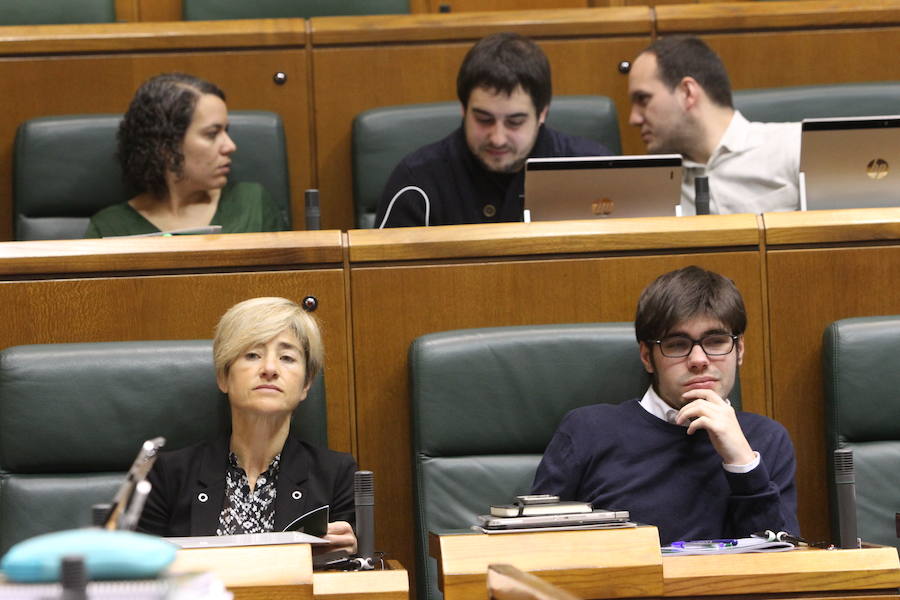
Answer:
[649, 333, 739, 358]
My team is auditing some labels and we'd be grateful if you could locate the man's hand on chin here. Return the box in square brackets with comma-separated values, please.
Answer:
[675, 389, 755, 465]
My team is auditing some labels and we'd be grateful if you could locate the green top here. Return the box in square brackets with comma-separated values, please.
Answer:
[84, 182, 287, 238]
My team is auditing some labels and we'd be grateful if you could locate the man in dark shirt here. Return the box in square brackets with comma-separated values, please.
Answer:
[532, 266, 799, 544]
[375, 32, 610, 228]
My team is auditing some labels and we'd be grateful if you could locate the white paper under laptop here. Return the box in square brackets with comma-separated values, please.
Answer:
[524, 155, 682, 221]
[800, 115, 900, 211]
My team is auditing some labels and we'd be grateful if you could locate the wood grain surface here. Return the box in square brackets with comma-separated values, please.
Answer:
[662, 546, 900, 596]
[432, 527, 663, 600]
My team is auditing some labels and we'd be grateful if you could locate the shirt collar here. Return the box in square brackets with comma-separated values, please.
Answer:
[682, 110, 751, 170]
[638, 385, 732, 426]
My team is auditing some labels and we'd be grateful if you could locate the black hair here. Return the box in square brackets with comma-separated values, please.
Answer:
[643, 36, 733, 109]
[117, 73, 225, 197]
[456, 32, 552, 115]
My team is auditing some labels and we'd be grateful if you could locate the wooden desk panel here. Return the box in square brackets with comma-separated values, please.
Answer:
[764, 209, 900, 546]
[0, 23, 309, 241]
[0, 233, 353, 453]
[313, 560, 409, 600]
[431, 527, 663, 600]
[663, 546, 900, 598]
[349, 219, 766, 580]
[311, 10, 650, 229]
[766, 244, 900, 546]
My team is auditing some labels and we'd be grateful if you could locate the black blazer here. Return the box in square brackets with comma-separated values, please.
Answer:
[138, 433, 356, 537]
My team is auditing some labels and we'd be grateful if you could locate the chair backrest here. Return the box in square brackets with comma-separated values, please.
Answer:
[183, 0, 409, 20]
[409, 323, 647, 600]
[352, 96, 621, 228]
[13, 110, 292, 241]
[0, 0, 114, 25]
[0, 340, 327, 557]
[822, 316, 900, 549]
[733, 81, 900, 123]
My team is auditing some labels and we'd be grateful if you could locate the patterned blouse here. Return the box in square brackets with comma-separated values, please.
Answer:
[217, 452, 281, 535]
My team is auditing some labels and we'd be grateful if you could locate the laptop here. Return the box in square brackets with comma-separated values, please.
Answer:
[524, 155, 682, 221]
[800, 115, 900, 211]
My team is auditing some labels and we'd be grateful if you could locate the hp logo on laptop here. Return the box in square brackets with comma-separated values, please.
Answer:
[866, 158, 889, 180]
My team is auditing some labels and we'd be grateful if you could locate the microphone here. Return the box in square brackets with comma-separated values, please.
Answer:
[694, 176, 710, 215]
[305, 189, 321, 231]
[834, 447, 860, 548]
[354, 470, 375, 569]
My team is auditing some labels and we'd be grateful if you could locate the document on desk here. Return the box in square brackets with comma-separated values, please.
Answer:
[168, 531, 327, 548]
[661, 537, 795, 555]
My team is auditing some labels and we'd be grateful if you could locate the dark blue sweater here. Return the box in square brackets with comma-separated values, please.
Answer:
[532, 398, 799, 544]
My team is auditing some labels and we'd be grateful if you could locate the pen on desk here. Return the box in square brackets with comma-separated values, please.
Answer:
[670, 539, 738, 549]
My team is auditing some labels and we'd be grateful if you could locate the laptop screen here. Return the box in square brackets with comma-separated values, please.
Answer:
[524, 155, 682, 222]
[800, 115, 900, 211]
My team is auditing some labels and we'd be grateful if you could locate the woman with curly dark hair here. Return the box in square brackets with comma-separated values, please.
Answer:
[85, 73, 286, 237]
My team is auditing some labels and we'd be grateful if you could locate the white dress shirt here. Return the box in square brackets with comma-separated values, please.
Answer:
[680, 111, 801, 216]
[638, 385, 760, 473]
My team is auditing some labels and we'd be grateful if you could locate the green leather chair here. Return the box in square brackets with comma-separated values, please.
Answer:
[183, 0, 409, 20]
[410, 323, 743, 600]
[822, 316, 900, 549]
[733, 81, 900, 122]
[0, 0, 114, 25]
[13, 111, 292, 241]
[352, 96, 621, 228]
[0, 340, 327, 557]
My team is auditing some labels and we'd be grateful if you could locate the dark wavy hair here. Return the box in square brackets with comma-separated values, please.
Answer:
[456, 32, 552, 116]
[117, 73, 226, 197]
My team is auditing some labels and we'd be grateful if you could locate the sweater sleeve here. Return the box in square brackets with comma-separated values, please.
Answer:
[723, 421, 800, 537]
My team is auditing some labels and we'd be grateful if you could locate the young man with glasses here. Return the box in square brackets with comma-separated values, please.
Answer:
[532, 266, 799, 543]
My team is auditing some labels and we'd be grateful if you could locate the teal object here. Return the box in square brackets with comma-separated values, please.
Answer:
[1, 529, 177, 582]
[183, 0, 410, 20]
[0, 0, 114, 25]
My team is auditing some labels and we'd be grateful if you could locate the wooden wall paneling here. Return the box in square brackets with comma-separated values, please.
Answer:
[766, 243, 900, 546]
[114, 0, 138, 22]
[349, 241, 765, 582]
[655, 0, 900, 33]
[0, 23, 309, 241]
[654, 2, 900, 90]
[310, 9, 651, 230]
[696, 29, 900, 93]
[135, 0, 182, 22]
[0, 268, 354, 453]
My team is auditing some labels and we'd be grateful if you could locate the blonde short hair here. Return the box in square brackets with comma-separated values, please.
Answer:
[213, 297, 324, 386]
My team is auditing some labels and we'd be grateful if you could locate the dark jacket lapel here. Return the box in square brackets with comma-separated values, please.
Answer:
[274, 435, 313, 531]
[189, 435, 229, 536]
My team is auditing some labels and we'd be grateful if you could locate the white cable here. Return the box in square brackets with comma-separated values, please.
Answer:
[378, 185, 430, 229]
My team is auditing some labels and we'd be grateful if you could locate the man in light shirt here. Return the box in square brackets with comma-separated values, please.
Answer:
[532, 266, 799, 544]
[628, 36, 800, 215]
